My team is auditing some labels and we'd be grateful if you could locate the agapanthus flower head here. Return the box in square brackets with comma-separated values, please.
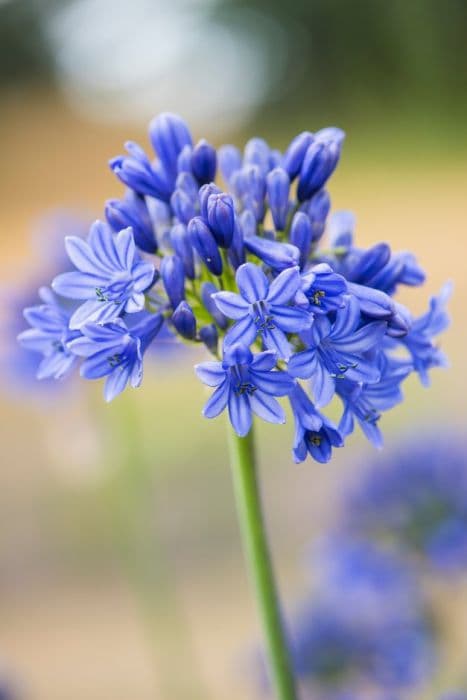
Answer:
[19, 113, 450, 456]
[341, 435, 467, 571]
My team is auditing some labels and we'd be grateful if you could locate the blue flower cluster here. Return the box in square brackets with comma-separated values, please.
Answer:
[258, 539, 434, 697]
[19, 114, 450, 452]
[341, 437, 467, 572]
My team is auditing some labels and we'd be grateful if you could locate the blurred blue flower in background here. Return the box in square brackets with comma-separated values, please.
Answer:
[341, 437, 467, 572]
[257, 539, 434, 697]
[1, 210, 90, 393]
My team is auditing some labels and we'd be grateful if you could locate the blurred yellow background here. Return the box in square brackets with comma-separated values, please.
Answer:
[1, 2, 466, 698]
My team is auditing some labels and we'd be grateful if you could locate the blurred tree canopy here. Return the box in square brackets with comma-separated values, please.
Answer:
[0, 0, 55, 85]
[214, 0, 467, 122]
[2, 0, 466, 122]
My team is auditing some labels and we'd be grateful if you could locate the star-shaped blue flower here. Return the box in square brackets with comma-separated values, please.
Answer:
[195, 343, 293, 436]
[213, 263, 312, 359]
[296, 263, 347, 314]
[18, 287, 80, 380]
[68, 313, 163, 401]
[52, 221, 156, 330]
[289, 383, 343, 463]
[288, 295, 387, 407]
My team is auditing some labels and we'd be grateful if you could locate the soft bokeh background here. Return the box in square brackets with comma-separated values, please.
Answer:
[1, 1, 466, 698]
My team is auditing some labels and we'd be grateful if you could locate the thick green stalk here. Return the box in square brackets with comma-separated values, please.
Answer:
[227, 425, 298, 700]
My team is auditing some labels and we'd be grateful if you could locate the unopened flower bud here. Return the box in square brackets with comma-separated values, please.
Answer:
[188, 217, 223, 276]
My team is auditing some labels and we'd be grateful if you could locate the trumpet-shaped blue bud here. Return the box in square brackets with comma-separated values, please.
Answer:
[233, 165, 267, 222]
[329, 210, 355, 249]
[228, 220, 246, 270]
[175, 171, 199, 201]
[176, 144, 193, 174]
[218, 144, 242, 184]
[244, 235, 300, 271]
[299, 189, 331, 243]
[160, 254, 185, 308]
[297, 129, 344, 201]
[109, 142, 173, 201]
[199, 323, 218, 354]
[282, 131, 314, 179]
[207, 193, 235, 247]
[105, 191, 157, 254]
[244, 137, 272, 174]
[266, 167, 290, 231]
[199, 182, 222, 220]
[290, 212, 313, 268]
[347, 282, 395, 319]
[149, 112, 192, 178]
[191, 139, 217, 185]
[170, 188, 196, 225]
[170, 223, 195, 280]
[188, 216, 223, 276]
[172, 301, 197, 339]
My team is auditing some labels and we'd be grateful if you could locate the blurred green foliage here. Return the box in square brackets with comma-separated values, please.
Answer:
[0, 0, 54, 85]
[214, 0, 467, 123]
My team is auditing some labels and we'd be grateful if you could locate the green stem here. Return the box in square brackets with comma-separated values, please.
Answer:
[227, 425, 297, 700]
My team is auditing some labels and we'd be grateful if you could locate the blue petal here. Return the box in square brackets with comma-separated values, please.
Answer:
[250, 391, 285, 424]
[18, 328, 56, 353]
[213, 291, 249, 320]
[52, 271, 106, 299]
[81, 349, 116, 379]
[228, 391, 252, 437]
[129, 345, 143, 387]
[307, 433, 333, 463]
[263, 326, 292, 359]
[124, 293, 146, 313]
[88, 220, 121, 269]
[331, 294, 360, 338]
[288, 349, 318, 380]
[195, 361, 226, 387]
[267, 266, 301, 305]
[132, 261, 156, 292]
[250, 351, 277, 371]
[339, 403, 355, 437]
[312, 362, 336, 408]
[358, 416, 384, 448]
[104, 367, 132, 401]
[250, 368, 293, 396]
[272, 305, 312, 333]
[203, 380, 230, 418]
[68, 334, 118, 357]
[115, 227, 136, 269]
[69, 299, 123, 330]
[65, 236, 110, 275]
[236, 263, 269, 303]
[343, 355, 381, 384]
[79, 320, 127, 341]
[37, 352, 75, 380]
[331, 321, 387, 354]
[23, 307, 63, 333]
[224, 315, 257, 347]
